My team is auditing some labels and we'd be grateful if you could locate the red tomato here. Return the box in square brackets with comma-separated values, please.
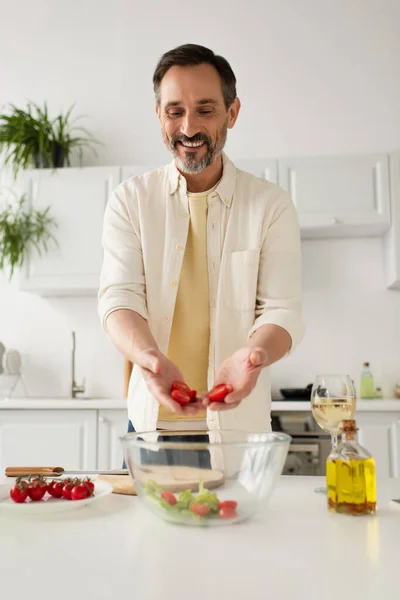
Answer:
[10, 481, 29, 503]
[28, 481, 47, 502]
[161, 490, 177, 506]
[51, 481, 64, 499]
[189, 389, 197, 401]
[83, 479, 95, 495]
[191, 503, 211, 516]
[62, 483, 74, 500]
[209, 383, 233, 403]
[218, 500, 238, 510]
[46, 479, 58, 495]
[71, 484, 89, 501]
[171, 389, 191, 406]
[219, 506, 237, 519]
[171, 380, 191, 393]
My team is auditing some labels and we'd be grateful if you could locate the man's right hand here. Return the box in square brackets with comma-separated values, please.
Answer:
[137, 348, 203, 416]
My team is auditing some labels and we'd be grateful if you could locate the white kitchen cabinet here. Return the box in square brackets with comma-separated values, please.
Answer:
[121, 165, 160, 182]
[234, 159, 278, 183]
[356, 411, 400, 478]
[0, 410, 97, 471]
[121, 161, 279, 185]
[278, 153, 391, 238]
[384, 153, 400, 289]
[97, 409, 128, 470]
[18, 167, 120, 295]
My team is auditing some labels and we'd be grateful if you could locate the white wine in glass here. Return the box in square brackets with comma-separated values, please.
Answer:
[311, 375, 356, 494]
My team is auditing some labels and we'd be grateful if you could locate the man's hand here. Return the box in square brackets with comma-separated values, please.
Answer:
[202, 346, 267, 412]
[137, 348, 204, 416]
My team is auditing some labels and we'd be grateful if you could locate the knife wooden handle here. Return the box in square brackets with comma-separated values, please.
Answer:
[5, 466, 64, 477]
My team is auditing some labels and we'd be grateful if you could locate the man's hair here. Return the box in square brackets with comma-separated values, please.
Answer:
[152, 44, 237, 109]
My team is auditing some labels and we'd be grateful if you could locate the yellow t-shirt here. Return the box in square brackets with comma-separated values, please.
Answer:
[158, 184, 216, 422]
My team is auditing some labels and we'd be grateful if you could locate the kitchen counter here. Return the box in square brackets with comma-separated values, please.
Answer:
[272, 399, 400, 411]
[0, 397, 127, 409]
[0, 475, 399, 600]
[1, 397, 399, 411]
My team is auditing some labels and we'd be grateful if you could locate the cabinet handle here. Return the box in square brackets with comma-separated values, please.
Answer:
[331, 217, 340, 225]
[99, 416, 110, 425]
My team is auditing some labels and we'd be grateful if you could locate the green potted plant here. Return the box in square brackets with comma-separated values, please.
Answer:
[0, 101, 100, 177]
[0, 189, 56, 279]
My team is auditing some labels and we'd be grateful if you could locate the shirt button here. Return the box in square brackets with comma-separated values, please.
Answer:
[181, 211, 188, 218]
[163, 316, 170, 322]
[176, 244, 183, 250]
[170, 280, 177, 286]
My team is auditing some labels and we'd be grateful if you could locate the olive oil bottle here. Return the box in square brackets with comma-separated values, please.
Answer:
[326, 419, 376, 515]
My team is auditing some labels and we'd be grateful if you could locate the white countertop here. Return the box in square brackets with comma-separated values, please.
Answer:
[0, 476, 398, 599]
[0, 397, 127, 409]
[1, 397, 399, 411]
[272, 399, 400, 411]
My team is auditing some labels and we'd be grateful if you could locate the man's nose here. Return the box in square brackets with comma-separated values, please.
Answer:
[180, 113, 200, 139]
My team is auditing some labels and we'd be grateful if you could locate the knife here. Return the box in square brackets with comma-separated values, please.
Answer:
[4, 466, 130, 477]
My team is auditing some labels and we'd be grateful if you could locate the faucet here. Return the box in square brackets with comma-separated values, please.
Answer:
[71, 331, 85, 398]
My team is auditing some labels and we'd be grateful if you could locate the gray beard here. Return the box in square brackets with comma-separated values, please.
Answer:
[174, 150, 214, 174]
[168, 125, 228, 175]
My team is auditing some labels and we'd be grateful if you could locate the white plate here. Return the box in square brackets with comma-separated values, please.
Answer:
[0, 480, 113, 514]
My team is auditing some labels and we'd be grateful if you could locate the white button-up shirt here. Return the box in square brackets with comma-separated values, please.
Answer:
[98, 153, 305, 433]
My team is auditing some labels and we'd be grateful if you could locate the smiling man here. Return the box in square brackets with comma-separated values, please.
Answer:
[98, 44, 305, 435]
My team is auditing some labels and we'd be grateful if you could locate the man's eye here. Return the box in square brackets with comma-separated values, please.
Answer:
[199, 110, 212, 115]
[169, 111, 183, 117]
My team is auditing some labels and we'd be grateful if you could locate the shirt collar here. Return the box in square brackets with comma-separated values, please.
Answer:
[168, 152, 236, 208]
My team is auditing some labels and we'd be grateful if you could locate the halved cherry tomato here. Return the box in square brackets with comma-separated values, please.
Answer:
[218, 500, 238, 511]
[71, 483, 89, 501]
[171, 380, 191, 393]
[189, 389, 197, 401]
[51, 481, 64, 499]
[191, 503, 211, 516]
[171, 389, 191, 406]
[28, 480, 47, 502]
[219, 506, 237, 519]
[161, 490, 177, 506]
[209, 383, 233, 403]
[10, 481, 29, 503]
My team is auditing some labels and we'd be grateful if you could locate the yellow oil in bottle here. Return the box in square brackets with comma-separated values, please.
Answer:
[326, 419, 376, 516]
[327, 457, 376, 515]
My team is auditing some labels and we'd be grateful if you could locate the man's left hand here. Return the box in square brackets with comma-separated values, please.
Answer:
[202, 346, 267, 411]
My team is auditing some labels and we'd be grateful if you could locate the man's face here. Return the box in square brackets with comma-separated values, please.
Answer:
[156, 63, 240, 174]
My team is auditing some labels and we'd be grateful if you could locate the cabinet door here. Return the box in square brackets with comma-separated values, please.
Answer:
[19, 167, 120, 295]
[356, 412, 400, 477]
[121, 165, 160, 182]
[384, 153, 400, 289]
[0, 410, 97, 471]
[234, 159, 278, 183]
[97, 409, 128, 470]
[278, 154, 390, 237]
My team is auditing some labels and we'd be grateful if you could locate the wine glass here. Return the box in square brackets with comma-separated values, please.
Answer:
[311, 374, 356, 494]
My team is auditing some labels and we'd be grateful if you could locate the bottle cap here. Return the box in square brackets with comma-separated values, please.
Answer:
[363, 361, 370, 367]
[340, 419, 358, 432]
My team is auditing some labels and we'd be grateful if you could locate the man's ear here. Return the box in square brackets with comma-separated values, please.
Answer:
[227, 97, 241, 129]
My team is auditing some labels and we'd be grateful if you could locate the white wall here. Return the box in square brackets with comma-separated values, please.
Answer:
[0, 0, 399, 399]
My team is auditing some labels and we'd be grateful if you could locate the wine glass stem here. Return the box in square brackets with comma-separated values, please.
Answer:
[331, 434, 338, 449]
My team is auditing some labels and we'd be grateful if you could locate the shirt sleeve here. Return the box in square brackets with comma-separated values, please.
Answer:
[98, 182, 148, 331]
[248, 190, 305, 354]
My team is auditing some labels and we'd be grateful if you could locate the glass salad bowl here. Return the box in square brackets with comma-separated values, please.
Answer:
[120, 429, 291, 527]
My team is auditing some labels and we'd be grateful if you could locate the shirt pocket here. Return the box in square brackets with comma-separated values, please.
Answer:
[223, 249, 260, 312]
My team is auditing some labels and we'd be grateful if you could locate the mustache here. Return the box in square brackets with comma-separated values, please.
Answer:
[170, 132, 211, 146]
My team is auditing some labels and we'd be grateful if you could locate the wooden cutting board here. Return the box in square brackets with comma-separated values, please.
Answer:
[97, 466, 224, 496]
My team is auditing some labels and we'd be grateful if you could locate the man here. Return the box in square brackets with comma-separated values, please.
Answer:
[98, 44, 304, 435]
